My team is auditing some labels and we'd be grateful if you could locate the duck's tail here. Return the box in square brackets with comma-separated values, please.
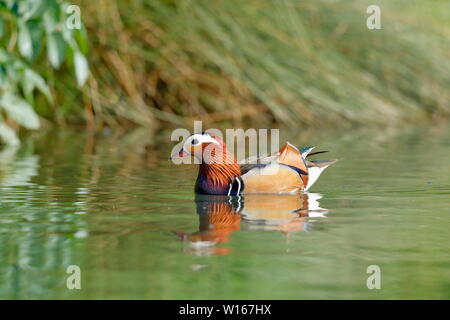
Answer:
[300, 146, 329, 159]
[304, 159, 339, 191]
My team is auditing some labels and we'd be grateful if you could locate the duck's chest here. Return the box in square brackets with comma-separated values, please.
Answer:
[195, 176, 229, 195]
[195, 175, 244, 195]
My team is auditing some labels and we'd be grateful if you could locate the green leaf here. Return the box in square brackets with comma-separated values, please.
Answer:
[24, 0, 48, 21]
[0, 66, 13, 92]
[43, 6, 58, 33]
[23, 68, 53, 103]
[0, 123, 20, 146]
[74, 51, 89, 87]
[0, 19, 4, 38]
[47, 32, 66, 69]
[29, 21, 44, 61]
[6, 63, 21, 83]
[74, 27, 89, 55]
[18, 20, 33, 60]
[8, 1, 19, 16]
[0, 49, 9, 63]
[0, 65, 7, 88]
[0, 93, 40, 129]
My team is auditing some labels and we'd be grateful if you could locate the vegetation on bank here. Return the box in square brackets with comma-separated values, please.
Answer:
[1, 0, 450, 145]
[0, 0, 89, 144]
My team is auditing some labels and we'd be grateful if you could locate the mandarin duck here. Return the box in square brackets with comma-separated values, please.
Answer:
[170, 132, 337, 195]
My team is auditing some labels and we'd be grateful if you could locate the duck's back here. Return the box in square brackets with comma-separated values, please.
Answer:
[239, 142, 308, 194]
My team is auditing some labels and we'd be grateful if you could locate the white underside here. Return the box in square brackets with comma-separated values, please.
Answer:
[305, 166, 329, 191]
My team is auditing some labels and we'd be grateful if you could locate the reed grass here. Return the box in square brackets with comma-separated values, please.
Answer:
[76, 0, 450, 129]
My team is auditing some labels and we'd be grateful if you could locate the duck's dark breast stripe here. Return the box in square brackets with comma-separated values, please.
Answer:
[284, 164, 308, 176]
[227, 177, 244, 196]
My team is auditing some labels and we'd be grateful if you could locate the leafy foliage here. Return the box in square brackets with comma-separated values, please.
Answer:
[0, 0, 89, 145]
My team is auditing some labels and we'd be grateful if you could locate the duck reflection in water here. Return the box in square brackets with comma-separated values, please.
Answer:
[178, 193, 328, 256]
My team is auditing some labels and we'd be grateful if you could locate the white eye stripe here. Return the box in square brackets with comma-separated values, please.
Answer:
[187, 134, 219, 146]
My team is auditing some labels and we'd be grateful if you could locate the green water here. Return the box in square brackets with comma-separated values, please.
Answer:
[1, 125, 450, 299]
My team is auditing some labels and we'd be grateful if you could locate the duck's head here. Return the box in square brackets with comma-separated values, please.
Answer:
[171, 132, 241, 195]
[170, 132, 228, 164]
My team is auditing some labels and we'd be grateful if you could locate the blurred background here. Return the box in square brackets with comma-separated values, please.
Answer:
[1, 0, 450, 145]
[1, 0, 450, 300]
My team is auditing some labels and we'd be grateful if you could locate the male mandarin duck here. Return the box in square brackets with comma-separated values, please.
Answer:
[170, 132, 337, 195]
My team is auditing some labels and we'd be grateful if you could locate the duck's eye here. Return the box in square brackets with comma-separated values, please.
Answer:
[191, 138, 200, 145]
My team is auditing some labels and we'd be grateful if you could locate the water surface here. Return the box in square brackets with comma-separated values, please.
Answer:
[1, 125, 450, 299]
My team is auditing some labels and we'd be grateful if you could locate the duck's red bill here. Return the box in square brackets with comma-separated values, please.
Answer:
[170, 149, 189, 160]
